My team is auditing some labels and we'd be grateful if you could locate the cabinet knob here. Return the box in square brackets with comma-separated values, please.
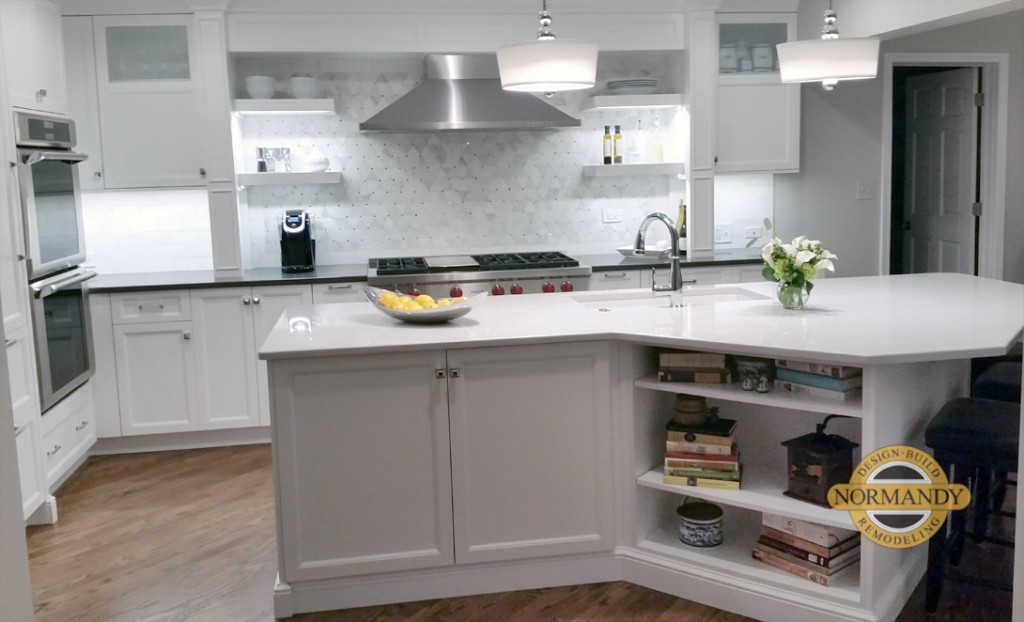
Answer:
[253, 297, 261, 305]
[183, 331, 192, 340]
[449, 368, 461, 378]
[435, 369, 447, 379]
[243, 297, 251, 305]
[199, 168, 207, 178]
[5, 338, 15, 348]
[36, 88, 47, 99]
[94, 171, 103, 179]
[16, 254, 25, 261]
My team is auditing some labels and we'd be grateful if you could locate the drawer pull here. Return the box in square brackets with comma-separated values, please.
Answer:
[14, 424, 24, 435]
[5, 338, 16, 348]
[601, 272, 628, 280]
[328, 284, 353, 291]
[75, 421, 89, 432]
[46, 444, 62, 457]
[682, 279, 698, 285]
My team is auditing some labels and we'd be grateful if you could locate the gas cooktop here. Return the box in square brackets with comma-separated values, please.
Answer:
[371, 251, 580, 276]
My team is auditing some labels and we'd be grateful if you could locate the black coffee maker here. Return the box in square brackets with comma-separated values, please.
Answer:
[280, 209, 315, 273]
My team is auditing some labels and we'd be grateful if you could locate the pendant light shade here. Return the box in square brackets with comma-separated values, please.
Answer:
[776, 5, 879, 91]
[496, 1, 598, 93]
[497, 39, 598, 92]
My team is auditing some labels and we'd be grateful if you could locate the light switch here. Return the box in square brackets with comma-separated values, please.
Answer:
[714, 225, 732, 244]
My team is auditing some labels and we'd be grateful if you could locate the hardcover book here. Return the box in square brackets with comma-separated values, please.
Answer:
[759, 525, 860, 560]
[751, 548, 851, 586]
[755, 536, 860, 570]
[659, 350, 728, 369]
[658, 368, 731, 384]
[664, 450, 739, 462]
[774, 380, 863, 402]
[761, 513, 858, 548]
[666, 416, 737, 438]
[774, 359, 863, 379]
[662, 474, 741, 490]
[663, 466, 742, 481]
[775, 367, 864, 392]
[665, 441, 736, 456]
[665, 457, 740, 472]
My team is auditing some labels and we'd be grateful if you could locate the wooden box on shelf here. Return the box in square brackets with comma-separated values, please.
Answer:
[781, 415, 858, 507]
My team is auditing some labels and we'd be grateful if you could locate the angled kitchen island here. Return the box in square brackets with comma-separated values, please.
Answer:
[259, 273, 1023, 622]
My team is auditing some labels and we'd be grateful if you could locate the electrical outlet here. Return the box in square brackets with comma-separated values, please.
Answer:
[602, 208, 623, 223]
[714, 225, 732, 244]
[744, 226, 763, 240]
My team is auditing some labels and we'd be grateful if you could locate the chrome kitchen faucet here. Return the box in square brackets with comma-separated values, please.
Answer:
[633, 212, 685, 307]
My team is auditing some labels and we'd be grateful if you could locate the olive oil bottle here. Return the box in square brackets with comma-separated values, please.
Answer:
[602, 125, 612, 164]
[613, 125, 623, 164]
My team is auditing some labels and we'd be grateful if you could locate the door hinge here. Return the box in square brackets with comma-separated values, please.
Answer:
[974, 92, 985, 107]
[971, 201, 983, 217]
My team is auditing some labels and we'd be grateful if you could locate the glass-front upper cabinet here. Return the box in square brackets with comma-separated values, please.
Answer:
[717, 14, 795, 78]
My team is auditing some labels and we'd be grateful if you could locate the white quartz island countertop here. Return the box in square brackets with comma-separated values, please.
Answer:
[258, 273, 1024, 365]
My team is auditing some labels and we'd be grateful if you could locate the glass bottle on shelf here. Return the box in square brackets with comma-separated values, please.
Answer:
[628, 119, 647, 163]
[602, 125, 612, 165]
[613, 125, 623, 164]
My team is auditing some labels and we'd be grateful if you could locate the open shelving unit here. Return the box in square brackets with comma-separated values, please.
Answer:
[236, 171, 341, 187]
[583, 163, 686, 178]
[232, 98, 336, 114]
[582, 93, 685, 111]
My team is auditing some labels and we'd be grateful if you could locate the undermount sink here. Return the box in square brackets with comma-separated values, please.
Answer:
[570, 287, 769, 309]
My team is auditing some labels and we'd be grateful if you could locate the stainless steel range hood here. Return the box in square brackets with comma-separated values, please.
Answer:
[359, 54, 581, 132]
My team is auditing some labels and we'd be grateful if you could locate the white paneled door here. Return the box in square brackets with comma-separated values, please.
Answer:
[902, 68, 979, 275]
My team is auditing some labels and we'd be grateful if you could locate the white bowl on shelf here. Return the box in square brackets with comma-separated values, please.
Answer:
[290, 76, 320, 99]
[245, 76, 275, 99]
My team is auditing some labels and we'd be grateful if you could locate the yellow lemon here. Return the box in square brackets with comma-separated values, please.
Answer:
[437, 299, 452, 307]
[379, 291, 398, 307]
[452, 296, 467, 303]
[414, 294, 435, 307]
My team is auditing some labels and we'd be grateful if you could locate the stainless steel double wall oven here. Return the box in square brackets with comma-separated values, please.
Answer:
[13, 111, 95, 412]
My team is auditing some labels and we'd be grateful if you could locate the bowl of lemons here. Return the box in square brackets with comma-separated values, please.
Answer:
[364, 286, 478, 324]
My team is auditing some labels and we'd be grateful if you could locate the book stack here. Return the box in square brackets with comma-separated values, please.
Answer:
[772, 359, 864, 402]
[658, 350, 731, 384]
[752, 513, 860, 587]
[663, 416, 741, 490]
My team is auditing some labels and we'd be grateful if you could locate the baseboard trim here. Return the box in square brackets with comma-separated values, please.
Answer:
[91, 427, 271, 455]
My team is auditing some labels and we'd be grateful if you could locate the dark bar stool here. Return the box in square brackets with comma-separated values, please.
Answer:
[924, 397, 1019, 613]
[973, 361, 1022, 403]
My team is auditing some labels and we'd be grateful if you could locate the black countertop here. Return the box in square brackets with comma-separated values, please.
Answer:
[89, 248, 762, 293]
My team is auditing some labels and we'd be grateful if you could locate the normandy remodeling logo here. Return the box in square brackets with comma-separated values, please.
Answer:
[827, 446, 970, 548]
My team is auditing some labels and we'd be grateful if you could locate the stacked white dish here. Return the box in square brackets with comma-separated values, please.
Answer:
[606, 79, 658, 95]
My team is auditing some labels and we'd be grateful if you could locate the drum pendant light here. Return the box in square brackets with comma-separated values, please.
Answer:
[776, 1, 879, 91]
[497, 0, 598, 94]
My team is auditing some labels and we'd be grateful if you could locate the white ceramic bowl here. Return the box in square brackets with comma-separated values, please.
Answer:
[245, 76, 275, 99]
[290, 76, 319, 99]
[364, 286, 480, 324]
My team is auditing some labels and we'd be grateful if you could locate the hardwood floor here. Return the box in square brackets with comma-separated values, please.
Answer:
[25, 446, 1014, 622]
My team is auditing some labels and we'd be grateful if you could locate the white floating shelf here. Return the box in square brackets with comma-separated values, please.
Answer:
[635, 512, 860, 604]
[582, 93, 685, 111]
[237, 172, 342, 187]
[637, 467, 855, 529]
[583, 163, 686, 178]
[232, 99, 336, 114]
[634, 375, 864, 418]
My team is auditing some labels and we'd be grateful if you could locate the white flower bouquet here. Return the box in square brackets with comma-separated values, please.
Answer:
[760, 236, 837, 308]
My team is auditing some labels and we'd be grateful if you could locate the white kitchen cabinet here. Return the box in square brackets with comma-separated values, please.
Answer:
[312, 282, 363, 304]
[61, 16, 105, 190]
[88, 294, 121, 437]
[274, 350, 455, 581]
[272, 341, 614, 586]
[447, 342, 614, 564]
[89, 14, 205, 188]
[588, 270, 642, 291]
[715, 14, 800, 173]
[39, 382, 95, 489]
[6, 327, 40, 427]
[15, 417, 46, 520]
[104, 285, 311, 436]
[735, 263, 767, 283]
[190, 287, 261, 430]
[113, 319, 199, 435]
[0, 0, 68, 115]
[0, 159, 30, 334]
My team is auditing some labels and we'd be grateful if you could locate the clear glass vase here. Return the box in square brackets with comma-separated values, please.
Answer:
[776, 282, 810, 310]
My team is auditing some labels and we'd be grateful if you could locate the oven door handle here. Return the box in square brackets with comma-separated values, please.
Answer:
[31, 269, 97, 299]
[23, 150, 89, 166]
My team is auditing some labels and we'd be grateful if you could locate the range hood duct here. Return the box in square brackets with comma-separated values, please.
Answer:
[359, 54, 581, 132]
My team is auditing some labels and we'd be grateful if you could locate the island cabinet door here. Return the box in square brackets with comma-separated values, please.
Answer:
[270, 351, 455, 582]
[447, 342, 615, 565]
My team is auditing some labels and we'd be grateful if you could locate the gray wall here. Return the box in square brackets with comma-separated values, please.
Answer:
[774, 9, 1023, 283]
